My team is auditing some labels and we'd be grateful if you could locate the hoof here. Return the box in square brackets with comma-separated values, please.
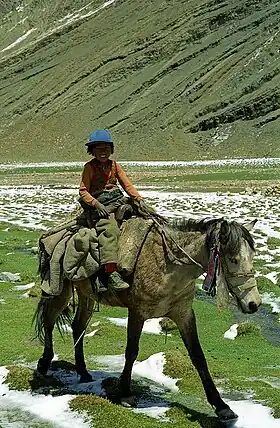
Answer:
[120, 396, 136, 408]
[37, 359, 50, 376]
[216, 407, 238, 421]
[79, 372, 93, 383]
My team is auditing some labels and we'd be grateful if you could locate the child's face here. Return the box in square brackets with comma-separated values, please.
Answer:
[92, 143, 112, 163]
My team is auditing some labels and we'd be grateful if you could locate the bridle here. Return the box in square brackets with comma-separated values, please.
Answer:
[154, 217, 257, 299]
[202, 241, 256, 298]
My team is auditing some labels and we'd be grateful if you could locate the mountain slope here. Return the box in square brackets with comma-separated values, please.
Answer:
[1, 0, 280, 161]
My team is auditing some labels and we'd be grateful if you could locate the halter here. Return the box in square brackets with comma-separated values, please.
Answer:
[202, 241, 256, 298]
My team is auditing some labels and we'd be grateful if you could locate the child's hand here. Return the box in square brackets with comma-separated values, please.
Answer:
[94, 200, 110, 218]
[139, 200, 156, 216]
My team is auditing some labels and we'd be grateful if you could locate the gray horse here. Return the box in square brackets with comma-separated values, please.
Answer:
[34, 217, 261, 421]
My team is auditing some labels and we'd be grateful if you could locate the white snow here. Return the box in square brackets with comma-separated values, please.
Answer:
[60, 324, 73, 333]
[107, 317, 165, 334]
[224, 324, 239, 340]
[227, 399, 280, 428]
[8, 17, 29, 32]
[13, 282, 35, 291]
[0, 272, 21, 282]
[133, 405, 170, 420]
[0, 367, 91, 428]
[133, 352, 178, 391]
[1, 0, 117, 59]
[91, 321, 100, 327]
[1, 349, 280, 427]
[261, 292, 280, 313]
[264, 272, 279, 285]
[91, 352, 178, 391]
[1, 28, 36, 52]
[85, 329, 98, 337]
[1, 158, 280, 170]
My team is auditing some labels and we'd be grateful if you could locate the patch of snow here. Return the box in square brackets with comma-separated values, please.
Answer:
[92, 354, 125, 369]
[1, 28, 36, 52]
[133, 352, 178, 391]
[85, 329, 98, 337]
[224, 324, 238, 340]
[0, 272, 21, 282]
[60, 324, 72, 333]
[266, 261, 280, 268]
[91, 354, 125, 370]
[13, 282, 35, 291]
[22, 292, 30, 298]
[226, 398, 280, 427]
[91, 352, 178, 391]
[79, 0, 116, 19]
[1, 0, 117, 59]
[8, 16, 29, 32]
[264, 272, 279, 285]
[1, 158, 280, 171]
[261, 292, 280, 313]
[91, 321, 100, 327]
[107, 317, 164, 334]
[58, 13, 76, 22]
[132, 405, 170, 420]
[0, 366, 91, 427]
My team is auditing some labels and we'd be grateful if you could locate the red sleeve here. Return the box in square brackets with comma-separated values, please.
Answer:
[116, 163, 142, 201]
[79, 163, 98, 206]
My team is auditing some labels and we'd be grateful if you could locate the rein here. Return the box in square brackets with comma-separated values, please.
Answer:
[152, 217, 204, 270]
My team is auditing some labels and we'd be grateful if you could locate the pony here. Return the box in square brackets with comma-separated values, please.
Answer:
[34, 217, 261, 421]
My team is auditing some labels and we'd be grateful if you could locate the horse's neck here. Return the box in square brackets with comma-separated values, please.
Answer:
[175, 230, 209, 270]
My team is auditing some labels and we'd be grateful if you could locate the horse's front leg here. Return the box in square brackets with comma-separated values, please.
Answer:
[72, 280, 95, 383]
[170, 308, 238, 421]
[119, 309, 144, 399]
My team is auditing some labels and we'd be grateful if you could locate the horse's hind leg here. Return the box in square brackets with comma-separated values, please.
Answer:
[119, 309, 144, 398]
[72, 280, 95, 383]
[36, 282, 72, 375]
[170, 307, 238, 421]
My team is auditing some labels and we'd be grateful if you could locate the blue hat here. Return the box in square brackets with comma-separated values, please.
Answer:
[86, 129, 113, 146]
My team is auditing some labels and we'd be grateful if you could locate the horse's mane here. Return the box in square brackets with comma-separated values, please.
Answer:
[169, 217, 255, 255]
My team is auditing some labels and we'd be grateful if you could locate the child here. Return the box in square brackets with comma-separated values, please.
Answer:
[79, 129, 150, 291]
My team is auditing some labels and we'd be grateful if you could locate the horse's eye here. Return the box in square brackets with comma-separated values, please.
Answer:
[229, 257, 238, 265]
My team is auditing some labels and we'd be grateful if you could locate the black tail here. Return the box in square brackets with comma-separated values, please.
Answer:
[33, 294, 73, 344]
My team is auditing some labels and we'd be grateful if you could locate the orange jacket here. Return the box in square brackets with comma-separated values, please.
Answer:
[79, 159, 142, 206]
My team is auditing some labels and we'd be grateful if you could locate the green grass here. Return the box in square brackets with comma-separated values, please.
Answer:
[267, 237, 280, 251]
[1, 222, 280, 426]
[256, 277, 280, 297]
[1, 163, 280, 194]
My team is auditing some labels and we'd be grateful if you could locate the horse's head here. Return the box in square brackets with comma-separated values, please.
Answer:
[215, 219, 261, 314]
[169, 216, 261, 314]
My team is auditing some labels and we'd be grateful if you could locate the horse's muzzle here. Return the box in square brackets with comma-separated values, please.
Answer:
[247, 301, 259, 313]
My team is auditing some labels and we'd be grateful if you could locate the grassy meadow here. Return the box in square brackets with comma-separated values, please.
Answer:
[0, 162, 280, 427]
[1, 160, 280, 191]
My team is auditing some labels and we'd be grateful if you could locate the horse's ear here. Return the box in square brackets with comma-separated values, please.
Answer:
[219, 220, 230, 244]
[243, 219, 258, 231]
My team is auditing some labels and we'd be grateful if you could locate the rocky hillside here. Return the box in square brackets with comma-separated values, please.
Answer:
[1, 0, 280, 161]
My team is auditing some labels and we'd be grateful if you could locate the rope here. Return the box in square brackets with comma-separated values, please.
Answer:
[152, 217, 205, 271]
